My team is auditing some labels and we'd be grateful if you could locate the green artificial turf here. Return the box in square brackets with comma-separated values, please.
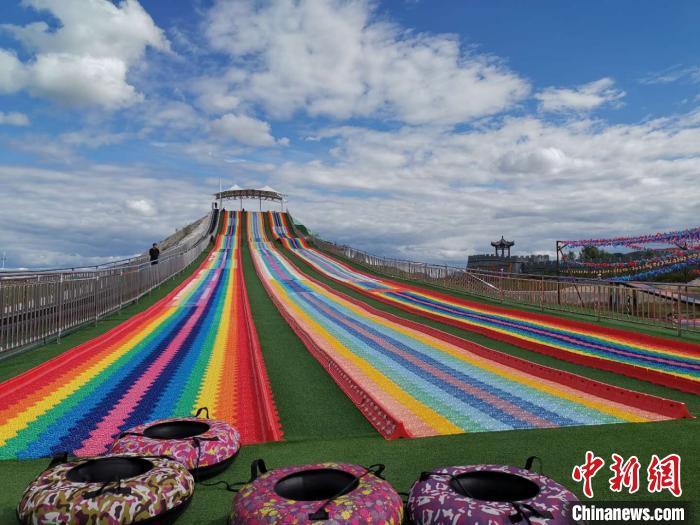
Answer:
[2, 418, 697, 523]
[279, 246, 700, 498]
[240, 220, 375, 441]
[1, 221, 698, 523]
[292, 222, 310, 236]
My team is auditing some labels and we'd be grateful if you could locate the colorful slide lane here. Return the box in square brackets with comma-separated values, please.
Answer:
[0, 211, 281, 460]
[269, 211, 310, 250]
[249, 212, 689, 440]
[268, 213, 700, 395]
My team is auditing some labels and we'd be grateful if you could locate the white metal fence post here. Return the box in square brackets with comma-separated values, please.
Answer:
[119, 269, 124, 311]
[57, 274, 64, 343]
[94, 275, 99, 325]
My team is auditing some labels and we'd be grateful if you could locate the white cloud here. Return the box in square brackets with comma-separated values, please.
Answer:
[60, 130, 131, 148]
[6, 0, 168, 60]
[210, 113, 283, 147]
[0, 165, 211, 268]
[536, 78, 625, 113]
[149, 140, 253, 166]
[639, 65, 700, 85]
[31, 53, 142, 108]
[0, 49, 28, 93]
[269, 111, 700, 264]
[0, 111, 30, 126]
[2, 0, 698, 270]
[1, 0, 169, 109]
[192, 73, 242, 114]
[4, 108, 700, 268]
[498, 147, 593, 174]
[203, 0, 529, 125]
[126, 198, 157, 216]
[8, 135, 80, 163]
[7, 129, 132, 163]
[143, 101, 202, 131]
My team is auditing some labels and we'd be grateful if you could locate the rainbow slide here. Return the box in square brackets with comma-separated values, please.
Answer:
[269, 212, 700, 395]
[0, 211, 281, 460]
[269, 211, 310, 249]
[249, 212, 689, 439]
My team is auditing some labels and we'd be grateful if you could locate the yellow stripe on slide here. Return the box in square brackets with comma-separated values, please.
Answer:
[268, 278, 462, 435]
[0, 306, 178, 445]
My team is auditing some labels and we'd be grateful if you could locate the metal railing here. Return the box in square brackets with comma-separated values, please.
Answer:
[312, 237, 700, 335]
[0, 214, 213, 278]
[0, 212, 217, 356]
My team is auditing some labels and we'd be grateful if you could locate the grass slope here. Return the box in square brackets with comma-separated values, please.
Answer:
[240, 221, 374, 441]
[1, 225, 697, 523]
[280, 247, 700, 501]
[3, 412, 698, 523]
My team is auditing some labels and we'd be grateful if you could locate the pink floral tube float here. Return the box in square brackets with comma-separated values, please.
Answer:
[407, 463, 579, 525]
[230, 460, 404, 524]
[17, 454, 194, 525]
[112, 412, 240, 479]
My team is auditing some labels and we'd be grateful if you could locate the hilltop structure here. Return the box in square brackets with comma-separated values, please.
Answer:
[214, 185, 286, 211]
[491, 236, 514, 257]
[467, 236, 553, 273]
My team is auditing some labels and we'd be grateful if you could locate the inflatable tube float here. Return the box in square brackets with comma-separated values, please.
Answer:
[408, 458, 578, 524]
[111, 408, 240, 479]
[17, 453, 194, 525]
[230, 459, 404, 524]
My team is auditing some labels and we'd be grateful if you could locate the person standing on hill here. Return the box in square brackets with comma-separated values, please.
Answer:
[149, 243, 160, 265]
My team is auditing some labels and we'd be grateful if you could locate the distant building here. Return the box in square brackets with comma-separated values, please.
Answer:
[467, 236, 554, 274]
[491, 236, 514, 257]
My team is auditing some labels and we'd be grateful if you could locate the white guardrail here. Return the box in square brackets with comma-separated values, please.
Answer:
[0, 211, 218, 356]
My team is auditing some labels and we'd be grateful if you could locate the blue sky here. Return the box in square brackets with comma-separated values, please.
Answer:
[1, 0, 699, 268]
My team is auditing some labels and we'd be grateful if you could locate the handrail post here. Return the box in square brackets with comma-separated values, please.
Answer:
[94, 275, 99, 325]
[556, 280, 561, 305]
[119, 269, 124, 311]
[677, 288, 682, 337]
[540, 276, 544, 311]
[685, 284, 690, 332]
[56, 274, 64, 343]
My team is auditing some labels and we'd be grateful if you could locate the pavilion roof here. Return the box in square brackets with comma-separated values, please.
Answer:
[491, 236, 515, 248]
[214, 186, 285, 202]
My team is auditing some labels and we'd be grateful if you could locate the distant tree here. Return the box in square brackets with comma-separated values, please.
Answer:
[580, 245, 604, 260]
